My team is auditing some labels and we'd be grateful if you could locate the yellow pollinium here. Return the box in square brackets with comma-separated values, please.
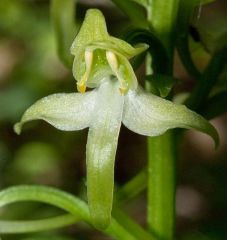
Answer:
[77, 50, 93, 93]
[77, 49, 129, 94]
[106, 51, 128, 95]
[119, 87, 127, 94]
[77, 82, 87, 93]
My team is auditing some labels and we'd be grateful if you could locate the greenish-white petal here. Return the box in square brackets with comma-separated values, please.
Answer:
[86, 79, 124, 229]
[14, 91, 97, 134]
[123, 87, 219, 146]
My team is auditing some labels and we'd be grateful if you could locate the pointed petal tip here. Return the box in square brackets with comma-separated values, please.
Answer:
[211, 126, 220, 149]
[14, 123, 22, 135]
[135, 43, 149, 52]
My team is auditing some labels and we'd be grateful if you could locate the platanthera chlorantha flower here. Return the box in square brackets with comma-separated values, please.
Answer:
[14, 9, 219, 230]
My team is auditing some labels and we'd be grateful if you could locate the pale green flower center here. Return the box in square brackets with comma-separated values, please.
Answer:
[77, 49, 129, 94]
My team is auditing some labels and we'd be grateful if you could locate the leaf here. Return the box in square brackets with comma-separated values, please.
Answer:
[86, 80, 124, 229]
[14, 91, 97, 134]
[123, 86, 219, 147]
[122, 28, 170, 74]
[0, 186, 136, 239]
[0, 214, 79, 234]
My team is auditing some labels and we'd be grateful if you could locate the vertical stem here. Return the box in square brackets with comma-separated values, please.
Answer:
[146, 1, 179, 239]
[147, 131, 176, 240]
[147, 0, 179, 59]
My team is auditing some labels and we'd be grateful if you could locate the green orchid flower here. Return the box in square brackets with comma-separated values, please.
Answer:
[14, 9, 219, 230]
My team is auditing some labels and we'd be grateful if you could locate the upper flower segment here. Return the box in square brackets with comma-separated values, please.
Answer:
[15, 9, 218, 230]
[70, 9, 148, 94]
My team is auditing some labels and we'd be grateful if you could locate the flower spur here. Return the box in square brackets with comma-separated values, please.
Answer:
[14, 9, 219, 230]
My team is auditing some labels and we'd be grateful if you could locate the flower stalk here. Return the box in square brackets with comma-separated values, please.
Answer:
[146, 1, 180, 238]
[147, 131, 176, 239]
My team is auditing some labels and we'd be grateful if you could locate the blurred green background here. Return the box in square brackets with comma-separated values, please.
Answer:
[0, 0, 226, 239]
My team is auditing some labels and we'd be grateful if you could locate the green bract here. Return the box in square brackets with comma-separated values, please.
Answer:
[70, 9, 148, 93]
[14, 9, 219, 230]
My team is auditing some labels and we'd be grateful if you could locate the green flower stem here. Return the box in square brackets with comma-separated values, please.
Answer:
[147, 0, 179, 59]
[147, 131, 176, 239]
[116, 168, 147, 204]
[146, 1, 179, 238]
[51, 0, 76, 67]
[0, 185, 137, 240]
[0, 214, 80, 234]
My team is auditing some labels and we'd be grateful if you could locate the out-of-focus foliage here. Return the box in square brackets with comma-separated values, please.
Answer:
[0, 0, 71, 123]
[0, 1, 85, 239]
